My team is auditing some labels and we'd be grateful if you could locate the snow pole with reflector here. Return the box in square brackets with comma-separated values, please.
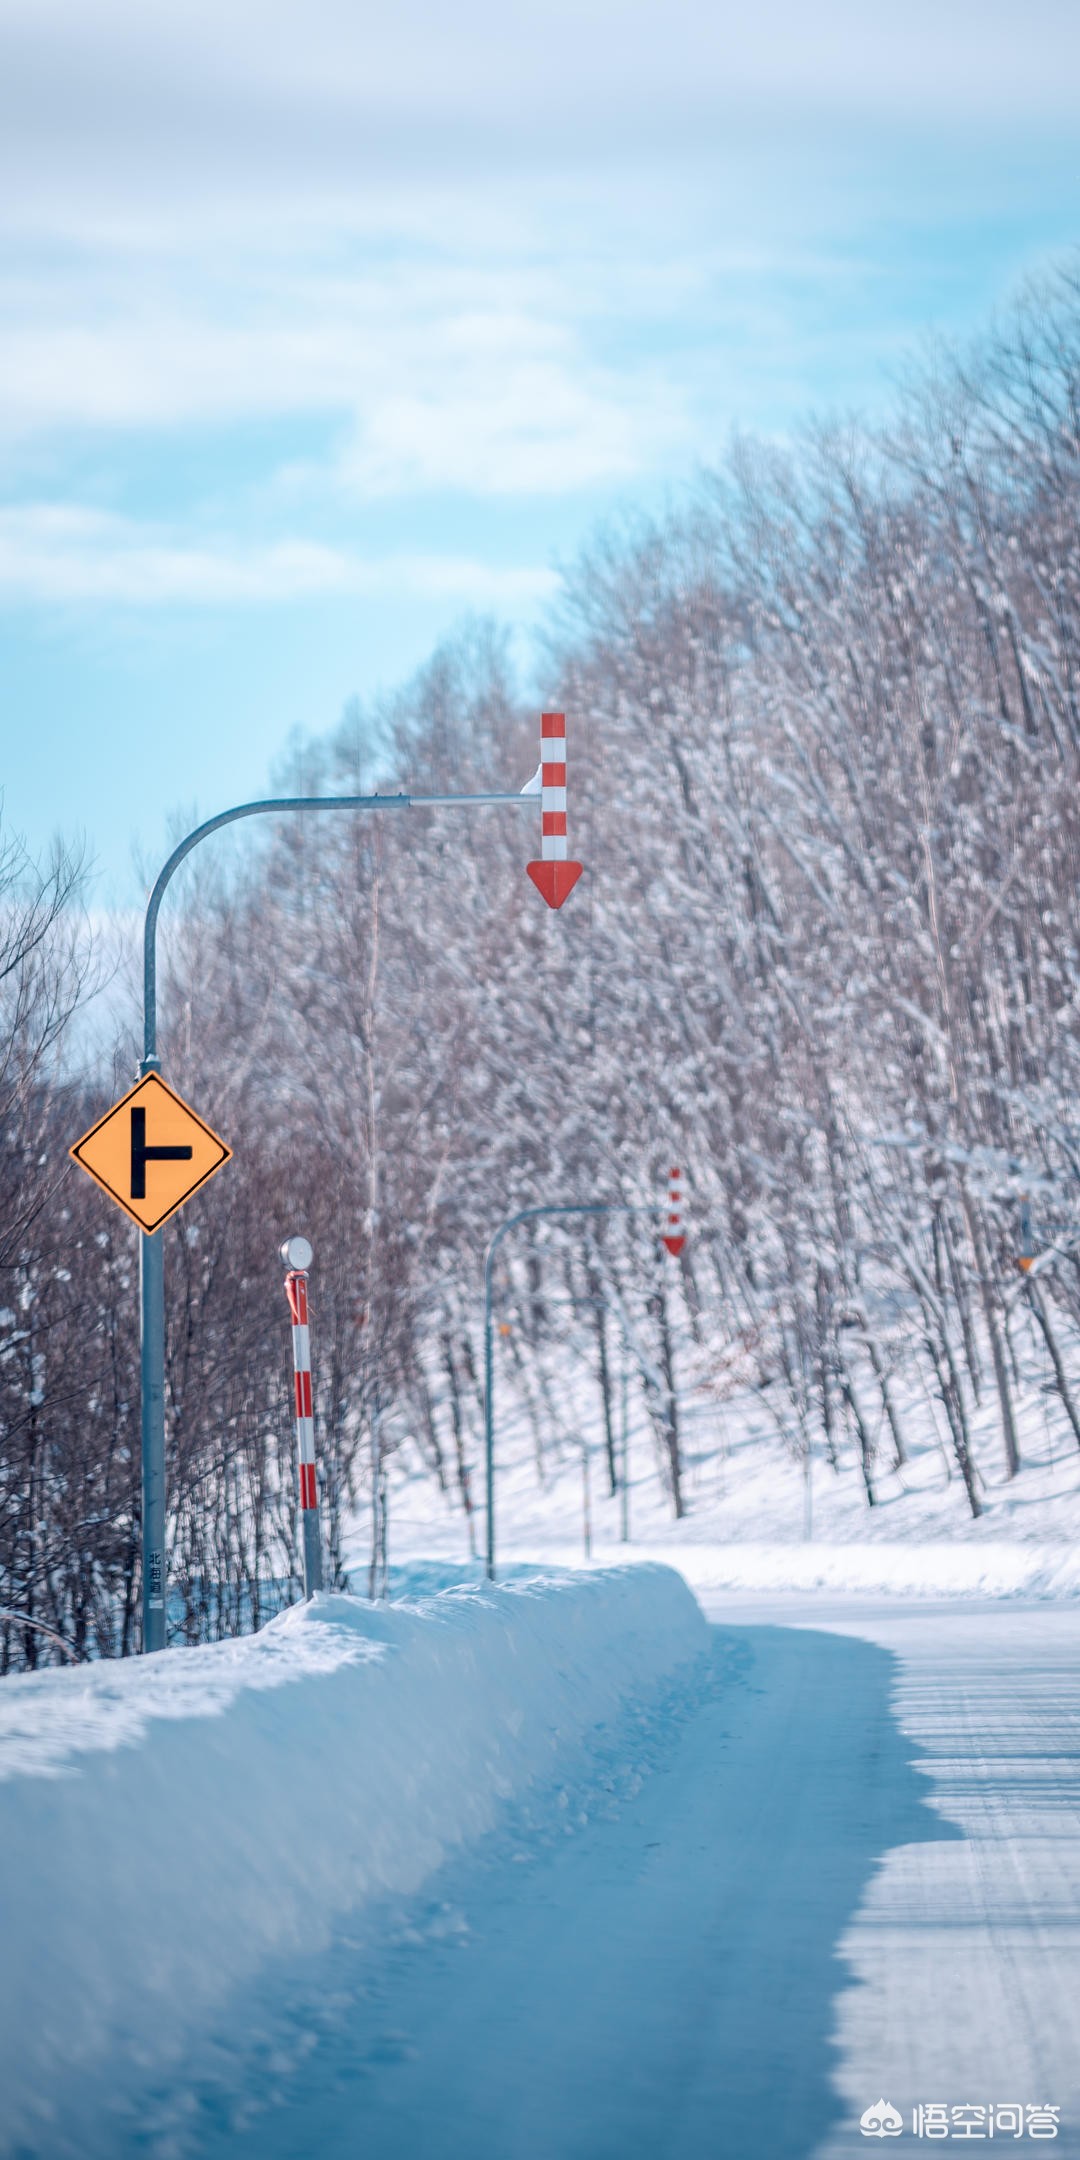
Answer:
[662, 1167, 686, 1256]
[524, 711, 584, 909]
[281, 1234, 323, 1596]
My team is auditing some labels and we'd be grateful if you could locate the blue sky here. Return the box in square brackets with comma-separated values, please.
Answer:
[2, 0, 1080, 904]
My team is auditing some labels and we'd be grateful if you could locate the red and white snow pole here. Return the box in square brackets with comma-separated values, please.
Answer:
[281, 1234, 323, 1597]
[525, 710, 584, 910]
[661, 1167, 686, 1256]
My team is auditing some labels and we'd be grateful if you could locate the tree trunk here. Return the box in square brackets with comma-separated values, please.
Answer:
[1026, 1282, 1080, 1453]
[867, 1336, 908, 1467]
[656, 1280, 683, 1519]
[838, 1365, 875, 1507]
[959, 1187, 1020, 1478]
[593, 1292, 618, 1496]
[926, 1333, 982, 1518]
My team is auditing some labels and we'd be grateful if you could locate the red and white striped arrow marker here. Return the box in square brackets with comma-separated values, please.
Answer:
[524, 710, 583, 909]
[281, 1235, 324, 1597]
[662, 1167, 686, 1256]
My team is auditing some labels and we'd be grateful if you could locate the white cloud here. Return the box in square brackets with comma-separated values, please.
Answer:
[0, 0, 1075, 523]
[334, 309, 688, 497]
[0, 505, 560, 609]
[0, 252, 695, 497]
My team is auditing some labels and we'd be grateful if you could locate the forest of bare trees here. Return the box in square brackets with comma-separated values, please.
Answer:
[6, 269, 1080, 1667]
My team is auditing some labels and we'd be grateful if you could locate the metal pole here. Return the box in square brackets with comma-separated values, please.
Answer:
[369, 1405, 384, 1602]
[484, 1260, 496, 1582]
[620, 1351, 630, 1544]
[282, 1238, 321, 1597]
[139, 787, 534, 1648]
[139, 1216, 166, 1651]
[483, 1201, 664, 1582]
[139, 1036, 167, 1653]
[142, 792, 531, 1062]
[378, 1449, 389, 1600]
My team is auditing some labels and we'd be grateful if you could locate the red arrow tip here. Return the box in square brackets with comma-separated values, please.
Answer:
[662, 1236, 686, 1256]
[526, 860, 584, 909]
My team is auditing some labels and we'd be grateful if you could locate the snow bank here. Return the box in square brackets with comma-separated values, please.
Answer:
[0, 1565, 705, 2153]
[622, 1539, 1080, 1601]
[379, 1544, 1080, 1606]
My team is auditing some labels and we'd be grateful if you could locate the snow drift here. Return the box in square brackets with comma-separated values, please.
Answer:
[0, 1565, 706, 2153]
[574, 1541, 1080, 1602]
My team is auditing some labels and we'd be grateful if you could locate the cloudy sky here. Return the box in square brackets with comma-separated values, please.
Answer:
[4, 0, 1080, 897]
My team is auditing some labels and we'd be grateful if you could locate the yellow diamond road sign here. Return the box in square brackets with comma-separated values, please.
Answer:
[70, 1072, 232, 1234]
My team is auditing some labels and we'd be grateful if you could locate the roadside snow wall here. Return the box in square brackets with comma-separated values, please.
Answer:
[0, 1565, 706, 2152]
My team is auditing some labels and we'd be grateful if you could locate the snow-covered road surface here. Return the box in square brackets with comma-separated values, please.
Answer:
[104, 1596, 1080, 2160]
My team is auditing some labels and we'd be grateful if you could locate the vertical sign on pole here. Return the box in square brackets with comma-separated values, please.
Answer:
[281, 1235, 323, 1597]
[526, 712, 584, 909]
[70, 1068, 232, 1652]
[662, 1167, 686, 1256]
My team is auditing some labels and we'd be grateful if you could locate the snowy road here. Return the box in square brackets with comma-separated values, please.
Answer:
[117, 1599, 1080, 2160]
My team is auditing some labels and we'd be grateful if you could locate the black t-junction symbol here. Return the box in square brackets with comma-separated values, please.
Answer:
[130, 1105, 193, 1199]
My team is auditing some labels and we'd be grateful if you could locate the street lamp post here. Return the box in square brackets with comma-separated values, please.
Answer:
[139, 786, 534, 1652]
[482, 1201, 665, 1582]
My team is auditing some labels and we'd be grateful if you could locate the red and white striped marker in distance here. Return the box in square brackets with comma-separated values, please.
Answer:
[662, 1167, 686, 1256]
[281, 1235, 323, 1596]
[526, 710, 583, 909]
